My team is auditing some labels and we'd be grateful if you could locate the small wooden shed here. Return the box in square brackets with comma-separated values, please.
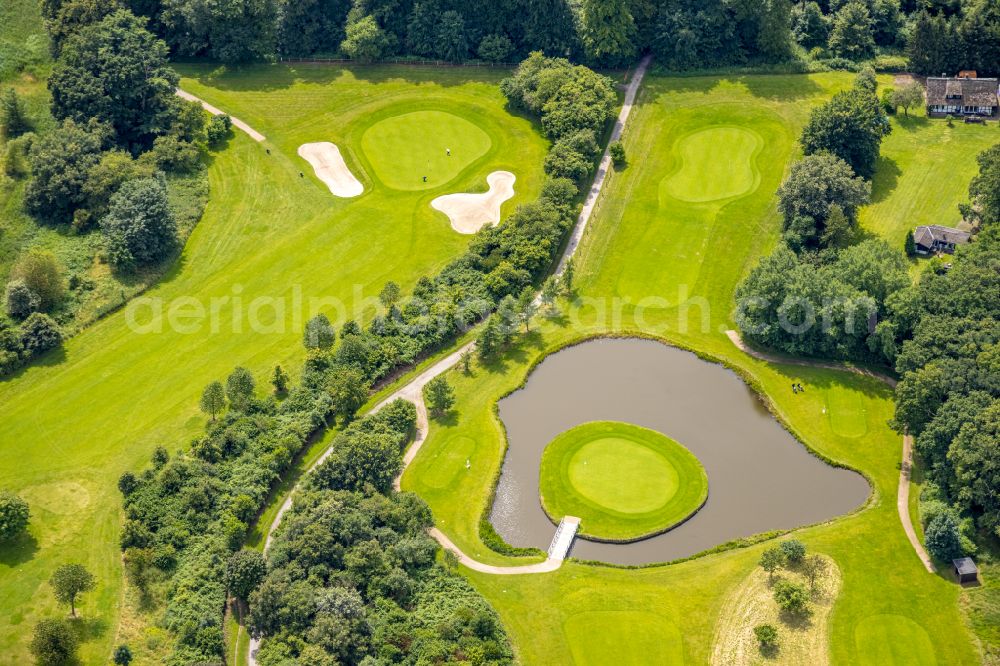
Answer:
[953, 557, 978, 583]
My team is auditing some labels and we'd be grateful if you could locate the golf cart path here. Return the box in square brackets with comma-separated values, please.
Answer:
[725, 330, 935, 573]
[247, 56, 652, 664]
[175, 89, 266, 142]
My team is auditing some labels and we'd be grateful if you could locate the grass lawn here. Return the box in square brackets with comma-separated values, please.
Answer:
[859, 106, 998, 250]
[403, 72, 982, 664]
[0, 62, 547, 662]
[538, 421, 707, 541]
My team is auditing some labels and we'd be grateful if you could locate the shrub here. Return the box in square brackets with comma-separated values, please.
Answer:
[10, 250, 65, 311]
[100, 176, 178, 270]
[30, 619, 77, 665]
[609, 140, 626, 166]
[754, 623, 779, 648]
[925, 509, 964, 562]
[780, 539, 806, 563]
[4, 279, 40, 320]
[0, 490, 30, 541]
[773, 580, 811, 615]
[0, 87, 32, 137]
[206, 114, 233, 147]
[19, 313, 62, 355]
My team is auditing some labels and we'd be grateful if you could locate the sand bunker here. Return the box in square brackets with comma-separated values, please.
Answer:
[298, 142, 364, 198]
[431, 171, 515, 234]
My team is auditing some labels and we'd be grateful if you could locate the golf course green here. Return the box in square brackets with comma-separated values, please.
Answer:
[539, 421, 707, 541]
[662, 126, 762, 203]
[361, 109, 493, 190]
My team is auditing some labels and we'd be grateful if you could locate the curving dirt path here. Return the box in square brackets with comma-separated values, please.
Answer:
[724, 330, 935, 573]
[175, 89, 266, 142]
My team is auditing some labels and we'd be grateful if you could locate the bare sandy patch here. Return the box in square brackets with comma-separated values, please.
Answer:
[431, 171, 515, 234]
[711, 554, 842, 666]
[298, 142, 364, 198]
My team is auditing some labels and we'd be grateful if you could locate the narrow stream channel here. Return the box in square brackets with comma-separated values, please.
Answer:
[490, 338, 871, 565]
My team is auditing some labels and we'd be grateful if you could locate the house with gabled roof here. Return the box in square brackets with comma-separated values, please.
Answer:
[913, 225, 971, 255]
[925, 76, 999, 117]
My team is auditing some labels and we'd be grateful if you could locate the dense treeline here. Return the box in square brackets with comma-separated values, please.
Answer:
[890, 223, 999, 560]
[103, 0, 1000, 72]
[736, 66, 999, 559]
[252, 463, 513, 664]
[1, 1, 228, 377]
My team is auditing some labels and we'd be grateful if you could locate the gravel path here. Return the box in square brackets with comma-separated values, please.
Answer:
[175, 89, 266, 142]
[725, 330, 935, 573]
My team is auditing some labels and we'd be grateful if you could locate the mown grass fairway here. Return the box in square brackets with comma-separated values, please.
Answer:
[539, 421, 707, 541]
[0, 63, 546, 661]
[403, 72, 981, 664]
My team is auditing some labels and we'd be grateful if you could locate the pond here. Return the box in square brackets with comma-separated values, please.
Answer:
[490, 338, 870, 565]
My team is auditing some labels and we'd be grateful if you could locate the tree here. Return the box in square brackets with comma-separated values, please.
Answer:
[792, 1, 828, 49]
[123, 547, 154, 596]
[341, 14, 389, 62]
[478, 34, 512, 63]
[49, 10, 179, 150]
[30, 619, 78, 665]
[226, 367, 256, 411]
[424, 375, 455, 417]
[516, 287, 538, 331]
[541, 275, 561, 314]
[100, 176, 177, 270]
[113, 644, 133, 665]
[754, 623, 779, 649]
[777, 153, 870, 249]
[117, 471, 138, 496]
[435, 10, 467, 63]
[24, 118, 108, 224]
[609, 140, 626, 166]
[19, 312, 62, 355]
[206, 114, 233, 146]
[772, 579, 810, 615]
[0, 88, 32, 137]
[802, 553, 826, 591]
[580, 0, 637, 65]
[948, 401, 1000, 533]
[460, 347, 473, 374]
[200, 381, 226, 420]
[162, 0, 279, 62]
[779, 539, 806, 564]
[0, 490, 30, 541]
[50, 563, 95, 616]
[326, 366, 369, 422]
[905, 230, 916, 257]
[924, 509, 964, 561]
[476, 316, 501, 360]
[379, 281, 400, 309]
[801, 87, 890, 179]
[892, 81, 924, 117]
[759, 547, 787, 581]
[907, 11, 953, 77]
[10, 250, 65, 312]
[563, 257, 575, 295]
[226, 549, 267, 601]
[304, 313, 336, 351]
[4, 280, 40, 320]
[970, 144, 1000, 226]
[271, 365, 289, 394]
[828, 1, 875, 61]
[821, 203, 853, 249]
